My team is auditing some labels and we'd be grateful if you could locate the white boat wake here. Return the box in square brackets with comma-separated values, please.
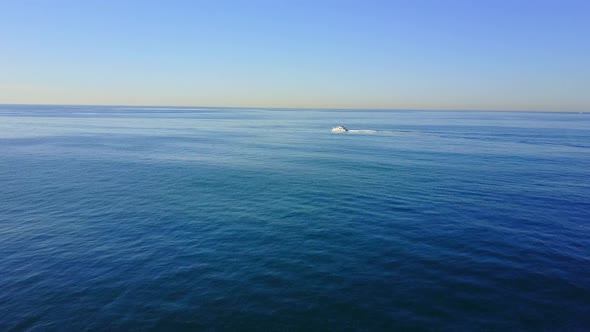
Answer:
[331, 126, 411, 135]
[331, 126, 377, 134]
[347, 129, 377, 134]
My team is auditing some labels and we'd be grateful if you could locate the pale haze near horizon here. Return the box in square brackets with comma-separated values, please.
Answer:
[1, 0, 589, 111]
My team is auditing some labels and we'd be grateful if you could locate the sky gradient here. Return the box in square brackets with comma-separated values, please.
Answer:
[1, 0, 589, 111]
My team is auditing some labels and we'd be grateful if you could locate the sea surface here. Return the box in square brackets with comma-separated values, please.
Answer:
[1, 105, 589, 331]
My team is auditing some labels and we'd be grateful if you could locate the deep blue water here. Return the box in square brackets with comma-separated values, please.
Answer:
[1, 105, 589, 331]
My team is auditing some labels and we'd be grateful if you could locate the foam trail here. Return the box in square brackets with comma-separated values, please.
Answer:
[348, 130, 377, 134]
[332, 127, 409, 135]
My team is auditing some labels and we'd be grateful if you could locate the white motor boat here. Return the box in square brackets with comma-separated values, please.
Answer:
[331, 125, 349, 133]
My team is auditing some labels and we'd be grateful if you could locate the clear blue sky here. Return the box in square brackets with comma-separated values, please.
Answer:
[1, 0, 588, 111]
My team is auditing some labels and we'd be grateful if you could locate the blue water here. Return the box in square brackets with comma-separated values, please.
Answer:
[1, 105, 589, 331]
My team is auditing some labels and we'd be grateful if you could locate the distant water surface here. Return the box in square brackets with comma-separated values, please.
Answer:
[1, 105, 589, 331]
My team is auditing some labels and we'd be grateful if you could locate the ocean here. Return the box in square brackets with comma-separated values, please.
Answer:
[1, 105, 589, 331]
